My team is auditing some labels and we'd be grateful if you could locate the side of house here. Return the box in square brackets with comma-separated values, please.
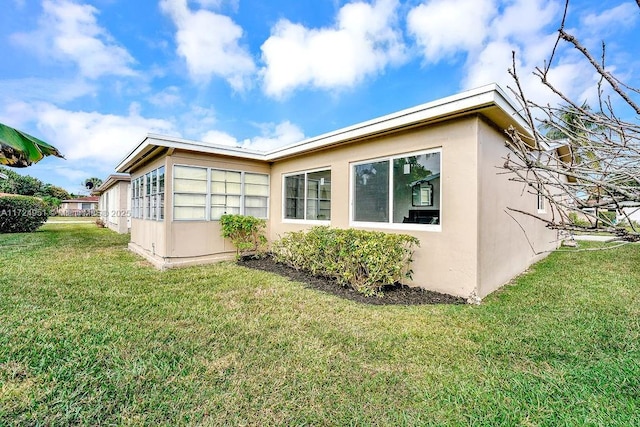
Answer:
[115, 84, 561, 299]
[59, 197, 99, 216]
[95, 174, 131, 234]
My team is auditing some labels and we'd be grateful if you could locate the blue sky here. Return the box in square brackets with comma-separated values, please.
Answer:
[1, 0, 638, 194]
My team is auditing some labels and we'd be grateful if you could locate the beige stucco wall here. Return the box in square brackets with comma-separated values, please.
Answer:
[269, 116, 480, 297]
[476, 118, 559, 298]
[129, 156, 168, 263]
[125, 114, 558, 299]
[163, 150, 270, 266]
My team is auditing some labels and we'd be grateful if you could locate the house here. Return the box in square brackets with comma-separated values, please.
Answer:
[94, 174, 131, 233]
[115, 84, 561, 300]
[59, 196, 99, 216]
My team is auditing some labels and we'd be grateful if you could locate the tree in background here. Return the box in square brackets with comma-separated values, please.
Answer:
[83, 177, 103, 192]
[503, 0, 640, 242]
[0, 166, 72, 212]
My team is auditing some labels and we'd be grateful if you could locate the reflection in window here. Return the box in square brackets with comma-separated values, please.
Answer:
[285, 170, 331, 221]
[353, 151, 441, 226]
[354, 161, 389, 222]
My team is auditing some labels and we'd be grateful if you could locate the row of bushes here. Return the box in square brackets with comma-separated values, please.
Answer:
[272, 227, 419, 296]
[0, 195, 49, 233]
[221, 214, 420, 297]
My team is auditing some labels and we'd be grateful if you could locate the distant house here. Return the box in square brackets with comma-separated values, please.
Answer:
[59, 196, 99, 216]
[113, 84, 566, 300]
[94, 174, 131, 233]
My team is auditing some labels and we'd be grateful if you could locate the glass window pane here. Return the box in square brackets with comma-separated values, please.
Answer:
[175, 165, 207, 180]
[245, 196, 267, 208]
[174, 206, 206, 220]
[306, 170, 331, 220]
[353, 161, 389, 222]
[245, 173, 268, 185]
[174, 193, 206, 206]
[158, 167, 165, 193]
[393, 152, 441, 225]
[174, 178, 207, 193]
[245, 207, 267, 218]
[285, 174, 304, 219]
[245, 183, 269, 196]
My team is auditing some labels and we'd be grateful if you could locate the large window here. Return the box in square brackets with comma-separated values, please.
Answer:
[131, 166, 165, 220]
[352, 150, 441, 226]
[285, 169, 331, 221]
[174, 166, 207, 220]
[173, 165, 269, 220]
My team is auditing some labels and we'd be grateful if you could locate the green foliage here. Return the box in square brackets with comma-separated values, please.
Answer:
[40, 196, 62, 209]
[0, 167, 71, 201]
[83, 177, 103, 191]
[0, 195, 49, 233]
[597, 210, 617, 225]
[40, 184, 71, 200]
[0, 224, 639, 425]
[220, 214, 267, 258]
[567, 211, 591, 227]
[272, 226, 419, 296]
[0, 166, 43, 196]
[0, 122, 64, 167]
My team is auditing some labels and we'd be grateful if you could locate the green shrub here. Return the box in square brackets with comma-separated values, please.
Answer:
[272, 226, 419, 297]
[0, 195, 49, 233]
[567, 211, 591, 227]
[220, 214, 267, 259]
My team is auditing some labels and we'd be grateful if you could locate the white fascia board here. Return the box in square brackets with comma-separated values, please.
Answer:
[95, 173, 130, 193]
[116, 134, 267, 173]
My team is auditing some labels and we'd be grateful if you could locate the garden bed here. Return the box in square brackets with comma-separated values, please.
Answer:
[239, 255, 466, 305]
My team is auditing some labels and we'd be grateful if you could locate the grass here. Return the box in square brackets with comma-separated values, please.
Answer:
[46, 216, 96, 222]
[1, 223, 638, 426]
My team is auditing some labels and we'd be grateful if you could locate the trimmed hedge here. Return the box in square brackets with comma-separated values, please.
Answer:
[220, 214, 267, 259]
[272, 226, 419, 296]
[0, 195, 49, 233]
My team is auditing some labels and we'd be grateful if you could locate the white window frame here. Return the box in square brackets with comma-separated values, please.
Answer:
[131, 167, 165, 221]
[282, 167, 331, 224]
[172, 164, 270, 221]
[349, 148, 442, 232]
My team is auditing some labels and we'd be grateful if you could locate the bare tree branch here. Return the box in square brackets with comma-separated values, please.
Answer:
[502, 1, 640, 243]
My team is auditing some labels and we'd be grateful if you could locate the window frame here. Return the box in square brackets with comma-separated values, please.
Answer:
[172, 164, 270, 221]
[349, 148, 442, 231]
[130, 167, 165, 221]
[282, 167, 332, 224]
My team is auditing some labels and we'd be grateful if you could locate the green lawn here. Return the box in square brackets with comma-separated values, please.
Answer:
[1, 224, 638, 426]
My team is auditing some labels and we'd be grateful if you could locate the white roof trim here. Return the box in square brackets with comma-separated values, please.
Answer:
[116, 84, 530, 173]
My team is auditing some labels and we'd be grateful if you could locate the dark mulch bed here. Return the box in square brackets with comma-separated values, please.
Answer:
[238, 256, 467, 306]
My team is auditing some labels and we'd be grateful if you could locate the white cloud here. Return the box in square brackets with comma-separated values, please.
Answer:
[11, 0, 136, 79]
[201, 121, 305, 151]
[160, 0, 256, 90]
[407, 0, 496, 62]
[582, 3, 638, 34]
[406, 0, 609, 109]
[2, 101, 176, 167]
[201, 130, 242, 147]
[148, 86, 183, 108]
[0, 78, 96, 104]
[260, 0, 406, 97]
